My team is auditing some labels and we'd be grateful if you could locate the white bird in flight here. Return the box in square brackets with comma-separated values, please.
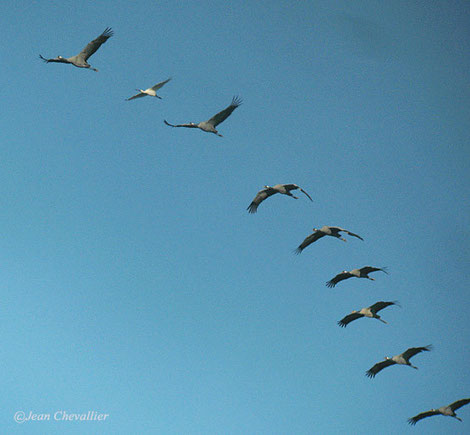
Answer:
[126, 78, 172, 101]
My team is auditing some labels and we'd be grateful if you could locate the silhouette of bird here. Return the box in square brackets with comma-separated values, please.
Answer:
[366, 345, 432, 378]
[337, 301, 399, 327]
[247, 184, 313, 213]
[408, 398, 470, 425]
[164, 96, 242, 136]
[39, 28, 113, 72]
[295, 226, 363, 254]
[326, 266, 388, 288]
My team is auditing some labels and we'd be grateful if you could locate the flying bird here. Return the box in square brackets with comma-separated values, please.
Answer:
[247, 184, 313, 213]
[408, 398, 470, 425]
[126, 78, 171, 101]
[164, 96, 242, 137]
[326, 266, 388, 288]
[337, 301, 399, 327]
[39, 27, 113, 72]
[366, 345, 432, 378]
[294, 226, 363, 254]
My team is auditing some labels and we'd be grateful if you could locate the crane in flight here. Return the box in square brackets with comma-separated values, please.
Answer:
[366, 345, 432, 378]
[408, 398, 470, 425]
[126, 78, 171, 101]
[295, 226, 363, 254]
[326, 266, 388, 288]
[337, 301, 399, 327]
[164, 96, 242, 137]
[39, 28, 113, 72]
[247, 184, 313, 213]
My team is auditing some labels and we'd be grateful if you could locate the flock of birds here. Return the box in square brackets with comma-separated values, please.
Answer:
[39, 27, 468, 428]
[245, 182, 469, 426]
[39, 27, 242, 138]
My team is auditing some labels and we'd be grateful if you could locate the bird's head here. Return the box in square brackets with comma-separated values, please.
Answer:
[58, 56, 64, 59]
[264, 185, 270, 189]
[312, 228, 318, 232]
[350, 310, 359, 314]
[384, 356, 391, 361]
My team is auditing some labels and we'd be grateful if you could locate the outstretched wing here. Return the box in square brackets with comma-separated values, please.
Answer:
[126, 91, 146, 101]
[369, 301, 399, 314]
[337, 312, 363, 327]
[326, 271, 352, 288]
[78, 27, 113, 61]
[207, 96, 242, 127]
[247, 187, 277, 214]
[449, 398, 470, 411]
[39, 54, 66, 63]
[150, 77, 172, 91]
[163, 120, 197, 128]
[283, 184, 313, 202]
[342, 229, 364, 241]
[408, 410, 440, 425]
[299, 187, 313, 201]
[366, 359, 395, 378]
[360, 266, 388, 275]
[327, 226, 363, 241]
[402, 345, 432, 361]
[294, 231, 323, 254]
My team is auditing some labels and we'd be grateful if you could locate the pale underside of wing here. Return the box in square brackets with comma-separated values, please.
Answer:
[150, 77, 172, 91]
[126, 92, 146, 101]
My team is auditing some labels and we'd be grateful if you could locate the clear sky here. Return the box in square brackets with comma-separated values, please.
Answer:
[1, 1, 469, 434]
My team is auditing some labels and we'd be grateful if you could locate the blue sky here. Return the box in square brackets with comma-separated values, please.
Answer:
[1, 1, 469, 434]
